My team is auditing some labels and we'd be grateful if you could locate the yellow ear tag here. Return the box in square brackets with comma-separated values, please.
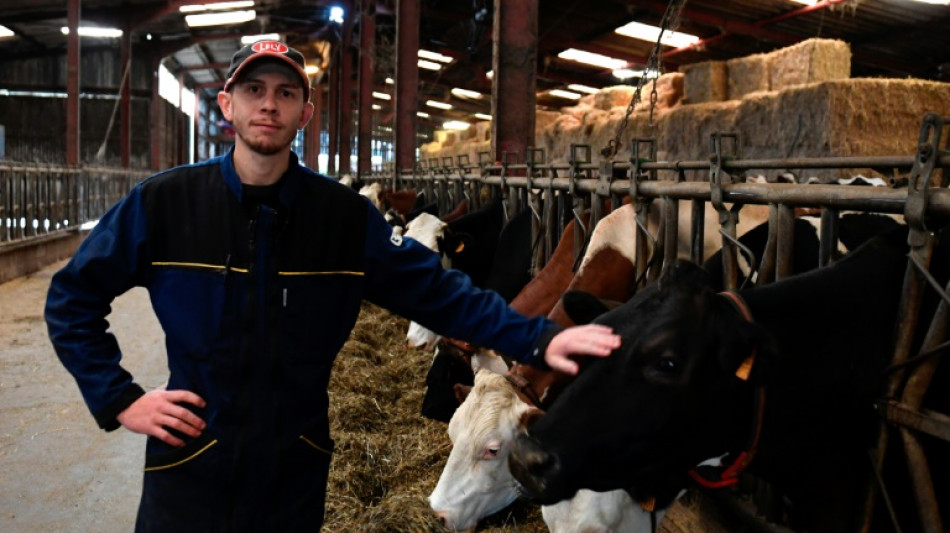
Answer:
[735, 352, 756, 381]
[455, 242, 465, 253]
[638, 496, 656, 512]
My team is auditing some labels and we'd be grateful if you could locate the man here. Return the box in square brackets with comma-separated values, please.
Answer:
[45, 40, 619, 532]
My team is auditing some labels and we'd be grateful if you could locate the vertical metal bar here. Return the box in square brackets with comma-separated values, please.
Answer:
[394, 0, 419, 178]
[491, 0, 537, 163]
[775, 203, 795, 281]
[357, 0, 375, 180]
[818, 207, 839, 267]
[66, 0, 81, 166]
[338, 4, 355, 176]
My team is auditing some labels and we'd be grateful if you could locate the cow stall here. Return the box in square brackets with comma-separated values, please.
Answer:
[360, 111, 950, 532]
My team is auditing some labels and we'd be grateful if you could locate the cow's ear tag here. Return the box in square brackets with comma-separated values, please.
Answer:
[454, 242, 465, 253]
[637, 496, 656, 512]
[735, 352, 756, 381]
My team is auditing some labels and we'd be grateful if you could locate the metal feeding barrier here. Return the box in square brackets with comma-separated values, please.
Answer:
[365, 112, 950, 532]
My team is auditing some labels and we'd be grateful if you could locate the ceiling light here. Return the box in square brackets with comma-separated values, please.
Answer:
[451, 88, 483, 99]
[612, 68, 638, 80]
[614, 21, 700, 48]
[419, 49, 454, 63]
[474, 113, 492, 121]
[907, 0, 950, 4]
[426, 100, 453, 110]
[385, 77, 394, 84]
[443, 121, 471, 131]
[372, 91, 391, 100]
[567, 84, 600, 94]
[486, 70, 494, 79]
[0, 25, 14, 39]
[417, 112, 430, 118]
[788, 0, 819, 4]
[372, 104, 382, 110]
[180, 1, 254, 13]
[557, 48, 628, 70]
[548, 89, 582, 100]
[185, 10, 256, 27]
[241, 33, 280, 45]
[60, 26, 123, 38]
[328, 6, 345, 24]
[305, 65, 320, 75]
[418, 60, 442, 71]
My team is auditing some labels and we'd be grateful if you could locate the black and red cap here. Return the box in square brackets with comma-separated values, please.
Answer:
[223, 40, 310, 100]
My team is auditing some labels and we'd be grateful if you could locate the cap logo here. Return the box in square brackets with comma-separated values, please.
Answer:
[252, 41, 288, 54]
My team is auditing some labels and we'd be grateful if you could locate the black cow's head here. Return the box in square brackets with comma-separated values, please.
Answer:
[508, 261, 776, 505]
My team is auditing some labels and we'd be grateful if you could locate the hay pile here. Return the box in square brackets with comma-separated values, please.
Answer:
[322, 302, 548, 533]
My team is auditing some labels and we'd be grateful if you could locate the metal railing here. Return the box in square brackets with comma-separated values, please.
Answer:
[363, 112, 950, 532]
[0, 163, 150, 247]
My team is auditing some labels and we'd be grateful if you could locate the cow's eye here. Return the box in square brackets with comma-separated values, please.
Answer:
[482, 443, 502, 459]
[655, 355, 680, 374]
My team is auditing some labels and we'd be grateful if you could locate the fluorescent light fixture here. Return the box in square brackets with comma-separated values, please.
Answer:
[557, 48, 628, 70]
[372, 104, 382, 110]
[426, 100, 453, 110]
[60, 26, 123, 38]
[443, 120, 471, 131]
[241, 33, 280, 45]
[329, 6, 344, 24]
[305, 65, 320, 75]
[908, 0, 950, 4]
[451, 88, 483, 99]
[474, 113, 492, 121]
[0, 25, 14, 39]
[419, 49, 454, 63]
[385, 77, 394, 84]
[567, 83, 600, 94]
[613, 68, 638, 80]
[788, 0, 819, 4]
[185, 10, 256, 27]
[417, 112, 430, 118]
[180, 1, 254, 13]
[486, 70, 494, 79]
[372, 91, 391, 100]
[548, 89, 582, 100]
[614, 21, 700, 48]
[418, 60, 442, 71]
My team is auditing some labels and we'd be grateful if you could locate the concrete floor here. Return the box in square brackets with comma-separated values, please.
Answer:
[0, 261, 164, 533]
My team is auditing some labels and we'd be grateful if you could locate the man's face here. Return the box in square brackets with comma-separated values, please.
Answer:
[217, 71, 313, 156]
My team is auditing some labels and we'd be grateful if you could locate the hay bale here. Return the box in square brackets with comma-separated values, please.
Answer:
[656, 100, 742, 178]
[731, 78, 950, 181]
[727, 53, 771, 100]
[474, 120, 492, 142]
[681, 60, 727, 104]
[592, 85, 637, 110]
[632, 72, 685, 114]
[535, 109, 560, 135]
[768, 38, 850, 92]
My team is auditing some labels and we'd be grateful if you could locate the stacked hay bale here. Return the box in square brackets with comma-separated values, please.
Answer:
[420, 37, 950, 182]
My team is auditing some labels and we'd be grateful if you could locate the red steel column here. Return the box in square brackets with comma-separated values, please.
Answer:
[357, 0, 376, 179]
[66, 0, 81, 165]
[150, 56, 162, 170]
[327, 46, 340, 175]
[394, 0, 420, 179]
[305, 83, 323, 170]
[491, 0, 537, 163]
[120, 29, 132, 167]
[338, 4, 355, 175]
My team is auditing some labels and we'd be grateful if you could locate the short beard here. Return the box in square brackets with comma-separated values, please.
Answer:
[237, 130, 291, 156]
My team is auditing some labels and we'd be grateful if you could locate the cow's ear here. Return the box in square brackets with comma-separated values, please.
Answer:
[561, 290, 611, 324]
[718, 319, 776, 384]
[660, 260, 711, 292]
[454, 383, 473, 403]
[518, 406, 545, 430]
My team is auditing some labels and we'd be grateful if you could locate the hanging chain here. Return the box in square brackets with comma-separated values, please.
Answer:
[601, 0, 688, 159]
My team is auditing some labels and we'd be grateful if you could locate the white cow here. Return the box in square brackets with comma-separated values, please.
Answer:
[403, 213, 450, 349]
[429, 370, 657, 533]
[358, 182, 385, 213]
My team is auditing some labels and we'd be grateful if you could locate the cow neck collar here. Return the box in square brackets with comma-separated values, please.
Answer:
[687, 290, 766, 489]
[505, 364, 545, 409]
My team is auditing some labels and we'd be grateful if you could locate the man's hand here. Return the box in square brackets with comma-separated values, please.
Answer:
[544, 324, 621, 375]
[116, 387, 207, 447]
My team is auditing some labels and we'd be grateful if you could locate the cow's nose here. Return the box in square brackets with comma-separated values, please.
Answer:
[432, 510, 475, 533]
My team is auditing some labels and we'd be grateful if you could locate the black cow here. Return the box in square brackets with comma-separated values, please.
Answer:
[509, 223, 949, 532]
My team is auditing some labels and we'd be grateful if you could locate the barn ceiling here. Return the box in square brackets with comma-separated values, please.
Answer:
[0, 0, 948, 124]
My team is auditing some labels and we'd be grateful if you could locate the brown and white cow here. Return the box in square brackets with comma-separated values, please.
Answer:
[429, 204, 655, 532]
